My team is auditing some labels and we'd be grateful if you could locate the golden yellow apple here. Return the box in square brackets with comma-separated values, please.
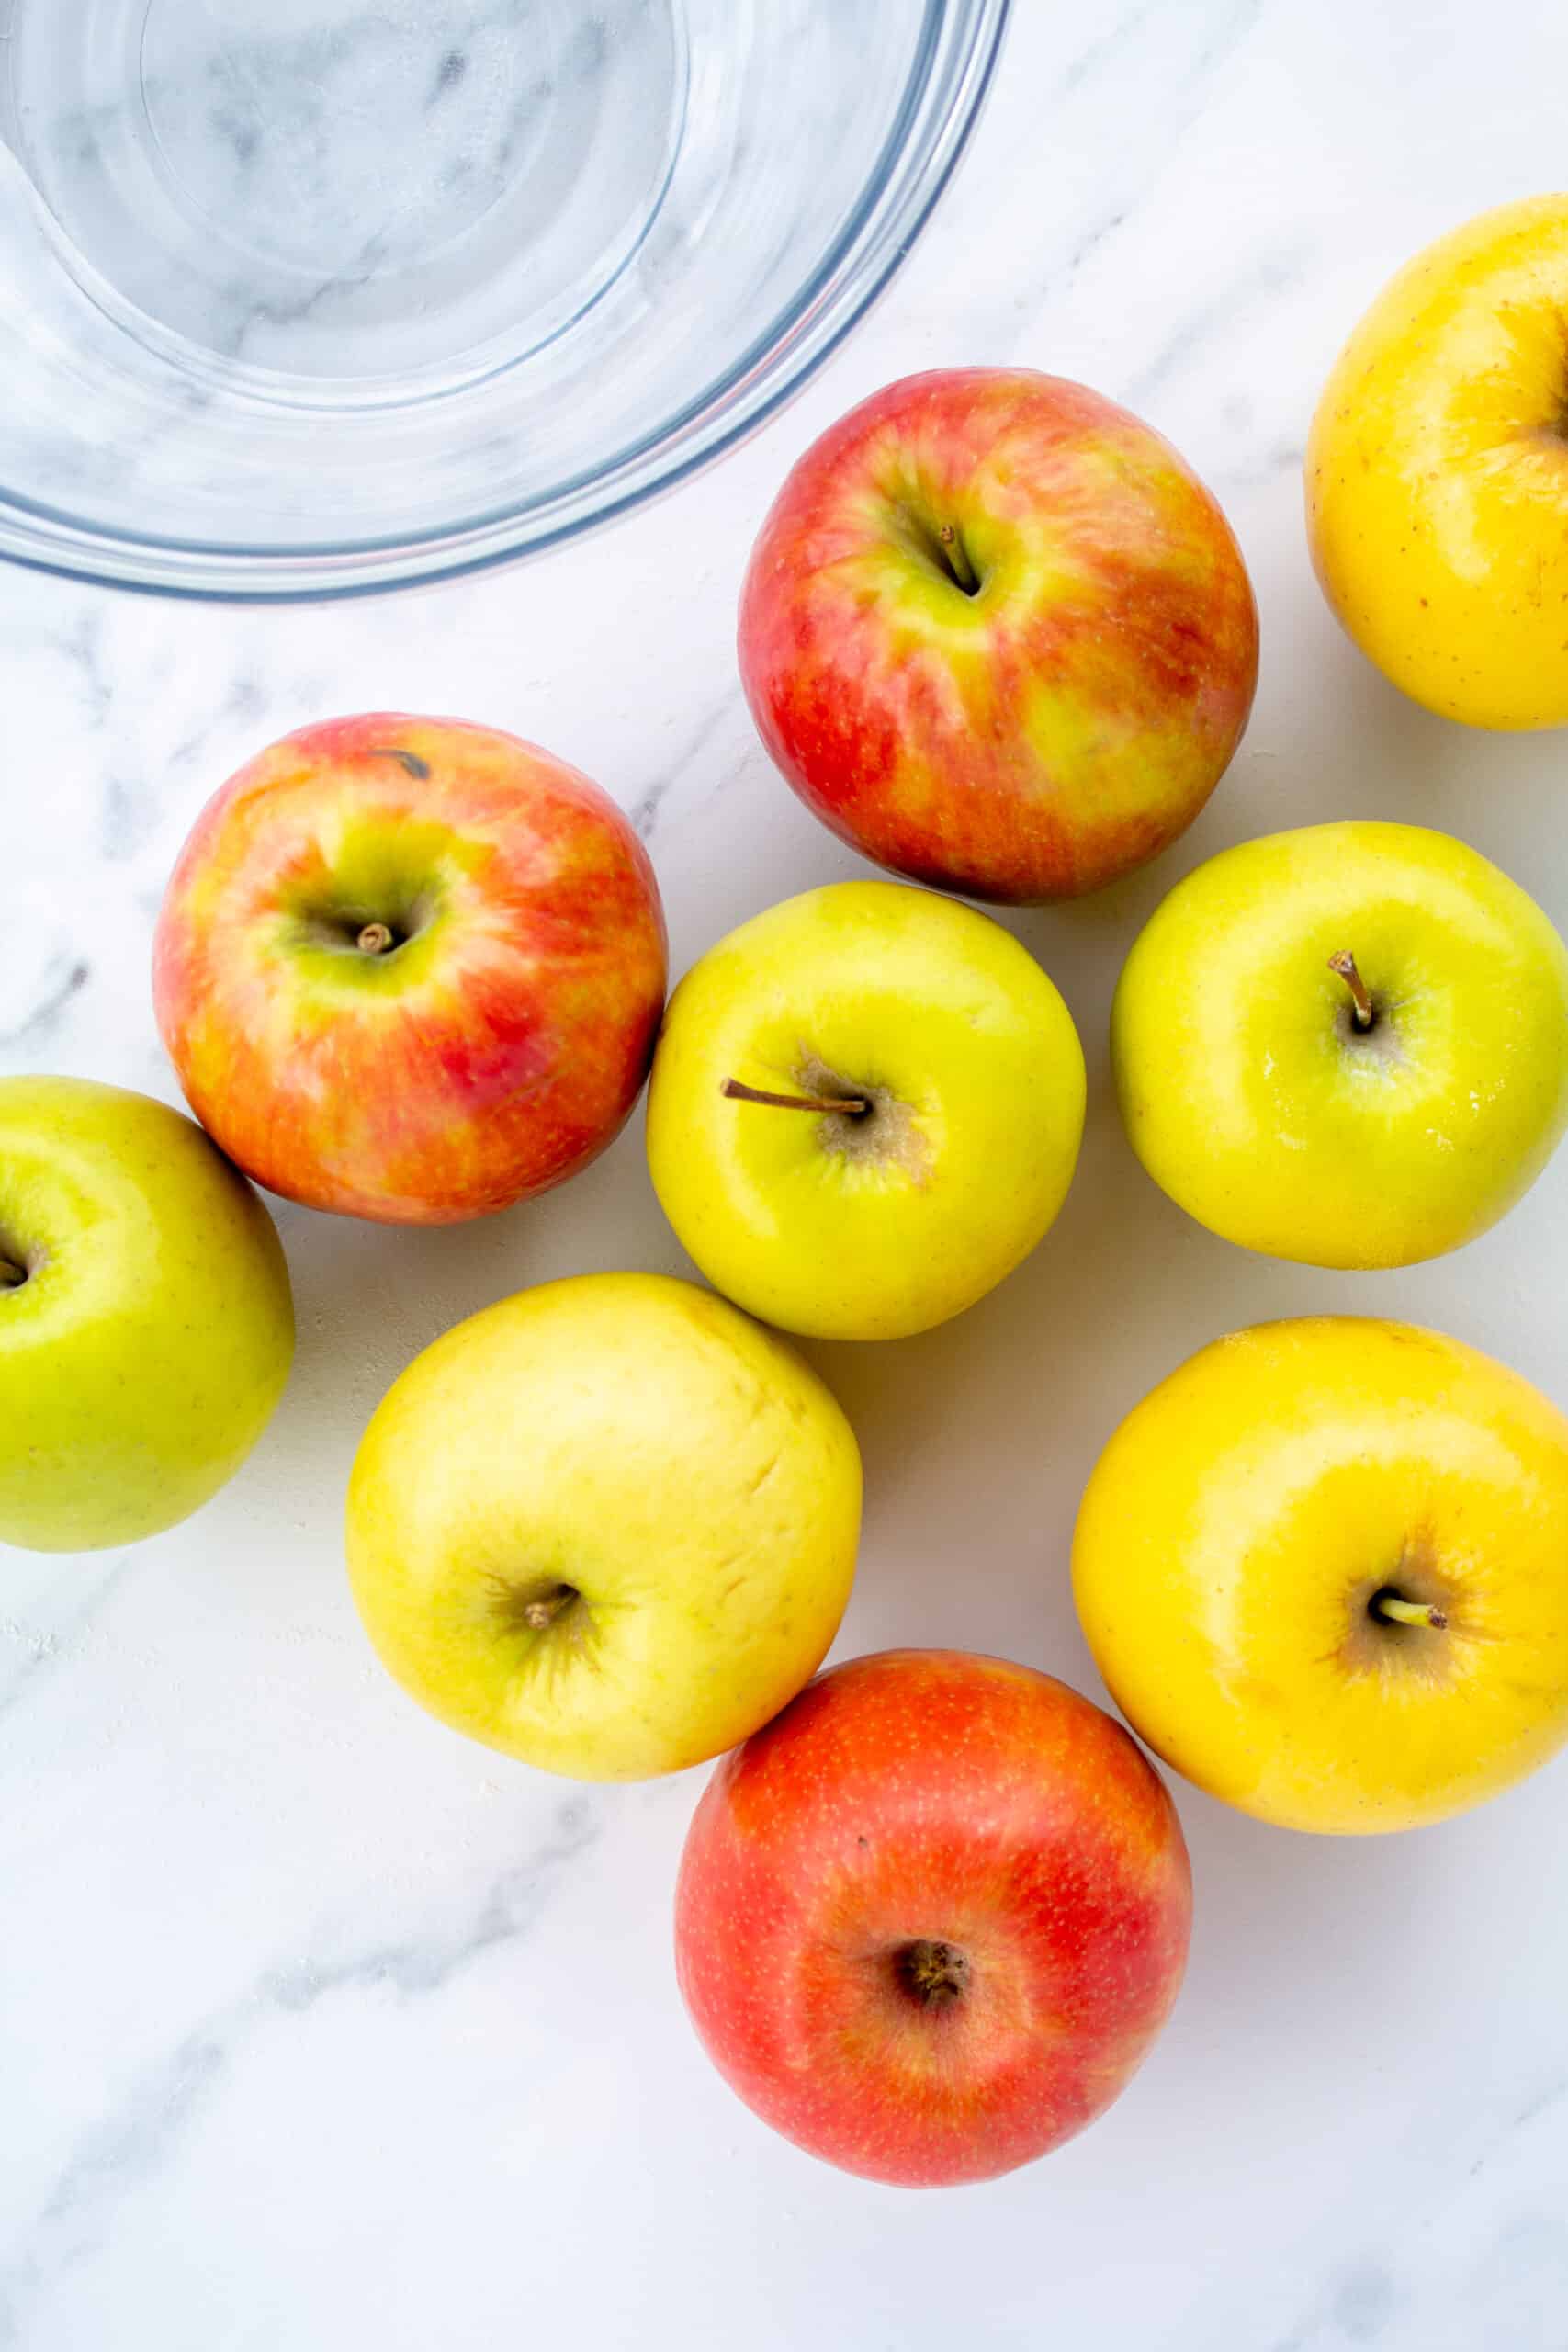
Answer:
[344, 1272, 862, 1781]
[1072, 1317, 1568, 1834]
[1307, 193, 1568, 728]
[646, 881, 1085, 1340]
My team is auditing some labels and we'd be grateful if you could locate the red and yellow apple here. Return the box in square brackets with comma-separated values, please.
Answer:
[739, 368, 1258, 903]
[675, 1648, 1191, 2187]
[153, 714, 667, 1223]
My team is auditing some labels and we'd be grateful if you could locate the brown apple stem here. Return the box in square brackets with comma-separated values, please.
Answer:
[1328, 950, 1375, 1031]
[0, 1259, 26, 1291]
[722, 1078, 869, 1116]
[937, 521, 978, 594]
[356, 922, 395, 956]
[521, 1584, 578, 1631]
[1373, 1592, 1448, 1632]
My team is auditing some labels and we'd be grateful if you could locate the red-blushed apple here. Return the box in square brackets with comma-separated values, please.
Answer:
[674, 1648, 1191, 2188]
[153, 714, 667, 1224]
[739, 368, 1258, 903]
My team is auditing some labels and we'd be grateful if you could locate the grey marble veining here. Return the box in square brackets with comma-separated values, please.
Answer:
[2, 1794, 603, 2345]
[6, 6, 1568, 2347]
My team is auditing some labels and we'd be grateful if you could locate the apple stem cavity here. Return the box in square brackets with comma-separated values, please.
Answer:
[937, 522, 979, 596]
[520, 1583, 580, 1632]
[722, 1078, 869, 1117]
[356, 922, 396, 956]
[0, 1258, 26, 1291]
[1371, 1589, 1448, 1632]
[1328, 950, 1376, 1032]
[896, 1939, 970, 2009]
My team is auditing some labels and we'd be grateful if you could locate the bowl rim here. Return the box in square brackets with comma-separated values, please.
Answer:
[0, 0, 1010, 604]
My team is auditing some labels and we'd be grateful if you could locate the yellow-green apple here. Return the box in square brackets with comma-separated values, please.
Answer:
[646, 881, 1085, 1340]
[154, 714, 667, 1224]
[1112, 820, 1568, 1269]
[739, 368, 1258, 903]
[1308, 195, 1568, 729]
[1073, 1317, 1568, 1834]
[0, 1077, 293, 1552]
[344, 1272, 861, 1780]
[675, 1648, 1191, 2187]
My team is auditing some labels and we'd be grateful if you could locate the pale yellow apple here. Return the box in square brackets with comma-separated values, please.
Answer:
[1308, 194, 1568, 728]
[1073, 1317, 1568, 1834]
[344, 1272, 862, 1781]
[1112, 821, 1568, 1269]
[645, 881, 1085, 1340]
[0, 1076, 294, 1553]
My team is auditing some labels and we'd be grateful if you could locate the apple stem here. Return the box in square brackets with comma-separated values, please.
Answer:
[356, 922, 395, 956]
[937, 522, 978, 594]
[520, 1584, 578, 1631]
[722, 1079, 869, 1117]
[1328, 950, 1375, 1031]
[1373, 1591, 1448, 1632]
[0, 1259, 26, 1291]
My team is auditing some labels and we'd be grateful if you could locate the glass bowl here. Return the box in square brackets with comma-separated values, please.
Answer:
[0, 0, 1007, 600]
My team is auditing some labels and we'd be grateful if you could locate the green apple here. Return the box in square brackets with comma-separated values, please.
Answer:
[344, 1272, 862, 1781]
[0, 1077, 295, 1551]
[645, 881, 1085, 1340]
[1112, 821, 1568, 1269]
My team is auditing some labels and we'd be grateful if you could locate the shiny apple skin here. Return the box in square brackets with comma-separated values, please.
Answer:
[675, 1649, 1191, 2188]
[153, 714, 667, 1224]
[739, 368, 1258, 904]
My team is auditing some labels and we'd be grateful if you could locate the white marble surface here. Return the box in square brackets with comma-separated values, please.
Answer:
[6, 6, 1568, 2346]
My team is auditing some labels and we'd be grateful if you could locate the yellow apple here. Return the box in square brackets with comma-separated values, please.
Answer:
[645, 881, 1085, 1340]
[1072, 1317, 1568, 1834]
[1307, 194, 1568, 728]
[0, 1076, 294, 1553]
[1112, 821, 1568, 1269]
[344, 1272, 862, 1781]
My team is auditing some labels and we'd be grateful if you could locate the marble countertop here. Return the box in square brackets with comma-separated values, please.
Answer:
[7, 6, 1568, 2346]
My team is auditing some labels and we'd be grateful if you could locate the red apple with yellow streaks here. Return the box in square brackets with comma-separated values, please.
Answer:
[154, 714, 667, 1224]
[739, 368, 1258, 903]
[675, 1649, 1191, 2188]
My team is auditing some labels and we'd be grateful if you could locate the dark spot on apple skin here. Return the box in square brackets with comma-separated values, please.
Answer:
[367, 748, 431, 782]
[857, 1834, 869, 1848]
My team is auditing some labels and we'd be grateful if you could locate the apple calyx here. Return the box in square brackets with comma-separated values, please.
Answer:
[721, 1078, 869, 1117]
[1327, 950, 1376, 1032]
[1371, 1589, 1448, 1632]
[519, 1583, 580, 1632]
[896, 1939, 970, 2009]
[355, 922, 397, 956]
